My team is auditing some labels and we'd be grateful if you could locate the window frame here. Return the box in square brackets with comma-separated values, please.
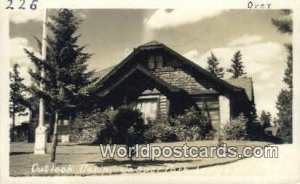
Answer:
[135, 95, 159, 121]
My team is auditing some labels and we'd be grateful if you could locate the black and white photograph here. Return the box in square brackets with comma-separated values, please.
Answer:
[0, 1, 299, 183]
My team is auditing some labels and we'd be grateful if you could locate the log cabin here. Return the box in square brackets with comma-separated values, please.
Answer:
[92, 41, 256, 137]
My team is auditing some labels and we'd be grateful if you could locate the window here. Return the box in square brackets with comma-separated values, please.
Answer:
[156, 56, 163, 68]
[136, 98, 158, 121]
[148, 56, 155, 69]
[148, 55, 163, 69]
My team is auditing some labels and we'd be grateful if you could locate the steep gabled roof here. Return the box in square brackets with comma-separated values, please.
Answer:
[99, 64, 183, 97]
[96, 41, 252, 100]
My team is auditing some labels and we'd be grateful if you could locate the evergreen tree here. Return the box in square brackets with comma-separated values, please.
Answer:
[9, 64, 27, 142]
[227, 51, 247, 78]
[247, 107, 260, 140]
[259, 111, 271, 130]
[272, 10, 292, 34]
[206, 52, 224, 78]
[283, 44, 292, 90]
[276, 89, 292, 142]
[25, 9, 95, 162]
[272, 10, 293, 143]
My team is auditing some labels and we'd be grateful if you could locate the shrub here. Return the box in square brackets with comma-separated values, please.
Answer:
[170, 107, 213, 141]
[144, 107, 213, 143]
[144, 119, 177, 143]
[71, 105, 147, 147]
[70, 108, 114, 144]
[223, 113, 248, 140]
[71, 106, 213, 144]
[102, 105, 147, 161]
[110, 105, 146, 145]
[247, 120, 264, 141]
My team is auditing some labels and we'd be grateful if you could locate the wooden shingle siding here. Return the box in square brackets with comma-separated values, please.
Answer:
[158, 95, 169, 119]
[153, 68, 210, 94]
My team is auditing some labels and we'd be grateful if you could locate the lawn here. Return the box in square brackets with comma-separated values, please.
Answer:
[10, 140, 271, 176]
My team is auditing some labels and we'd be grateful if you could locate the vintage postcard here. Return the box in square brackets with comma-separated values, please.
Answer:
[0, 0, 300, 183]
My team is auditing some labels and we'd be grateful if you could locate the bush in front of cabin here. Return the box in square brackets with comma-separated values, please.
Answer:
[109, 105, 146, 145]
[71, 105, 146, 147]
[70, 108, 114, 144]
[223, 113, 248, 140]
[71, 106, 213, 144]
[143, 118, 177, 143]
[170, 107, 213, 141]
[144, 107, 213, 142]
[107, 105, 147, 162]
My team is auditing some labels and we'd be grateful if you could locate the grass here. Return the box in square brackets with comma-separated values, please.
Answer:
[10, 140, 271, 176]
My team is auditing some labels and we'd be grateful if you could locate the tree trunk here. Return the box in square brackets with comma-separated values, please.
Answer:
[50, 111, 59, 162]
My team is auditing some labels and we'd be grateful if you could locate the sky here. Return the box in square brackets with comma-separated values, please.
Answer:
[9, 9, 292, 121]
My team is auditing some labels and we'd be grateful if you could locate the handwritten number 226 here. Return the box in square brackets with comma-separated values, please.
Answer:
[6, 0, 38, 10]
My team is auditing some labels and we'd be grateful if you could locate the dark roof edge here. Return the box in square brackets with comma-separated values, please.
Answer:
[97, 41, 245, 94]
[99, 64, 182, 97]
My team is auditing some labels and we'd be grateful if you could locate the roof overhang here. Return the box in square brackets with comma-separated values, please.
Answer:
[98, 64, 183, 97]
[95, 41, 252, 102]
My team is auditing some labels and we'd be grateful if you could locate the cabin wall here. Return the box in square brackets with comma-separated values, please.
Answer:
[157, 94, 169, 119]
[149, 62, 223, 134]
[219, 95, 231, 129]
[192, 95, 220, 134]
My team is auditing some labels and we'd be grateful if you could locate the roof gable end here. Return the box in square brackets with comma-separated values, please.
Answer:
[96, 41, 248, 97]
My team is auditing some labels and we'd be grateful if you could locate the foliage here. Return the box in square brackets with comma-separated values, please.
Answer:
[73, 106, 213, 144]
[260, 110, 271, 129]
[110, 106, 146, 147]
[276, 89, 292, 143]
[144, 107, 213, 142]
[70, 109, 114, 144]
[247, 110, 276, 141]
[71, 105, 147, 152]
[206, 52, 224, 78]
[9, 64, 28, 141]
[143, 119, 177, 143]
[272, 10, 292, 34]
[25, 9, 95, 116]
[272, 10, 293, 143]
[170, 107, 213, 141]
[227, 51, 247, 78]
[223, 113, 248, 140]
[283, 44, 293, 90]
[25, 9, 96, 162]
[247, 120, 264, 141]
